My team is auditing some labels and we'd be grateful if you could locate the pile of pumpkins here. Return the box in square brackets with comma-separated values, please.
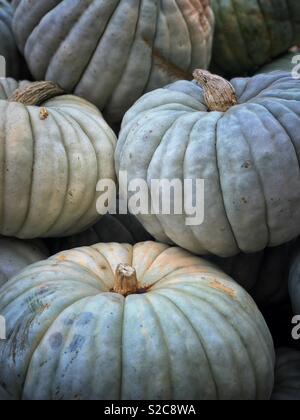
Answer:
[0, 0, 299, 400]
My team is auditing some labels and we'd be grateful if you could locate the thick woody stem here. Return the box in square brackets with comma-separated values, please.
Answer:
[193, 69, 238, 112]
[114, 264, 138, 297]
[8, 81, 65, 106]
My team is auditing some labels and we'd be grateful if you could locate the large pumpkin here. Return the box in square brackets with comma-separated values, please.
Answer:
[0, 78, 116, 239]
[211, 0, 300, 78]
[47, 212, 153, 254]
[0, 237, 48, 287]
[208, 240, 298, 308]
[116, 71, 300, 257]
[0, 242, 274, 400]
[0, 0, 30, 79]
[272, 348, 300, 400]
[12, 0, 214, 124]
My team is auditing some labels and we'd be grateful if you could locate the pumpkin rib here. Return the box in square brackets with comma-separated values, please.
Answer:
[143, 1, 160, 93]
[42, 108, 98, 237]
[143, 114, 182, 241]
[105, 0, 150, 114]
[215, 113, 239, 250]
[183, 116, 211, 251]
[144, 294, 174, 398]
[74, 0, 124, 97]
[163, 282, 274, 360]
[21, 292, 101, 400]
[153, 113, 196, 249]
[14, 105, 35, 237]
[174, 0, 193, 70]
[165, 284, 273, 399]
[51, 259, 110, 292]
[40, 109, 70, 237]
[218, 106, 270, 251]
[153, 290, 220, 398]
[0, 101, 7, 232]
[37, 2, 95, 86]
[259, 101, 300, 167]
[27, 105, 85, 237]
[51, 249, 114, 290]
[237, 107, 271, 246]
[155, 286, 259, 399]
[56, 108, 100, 235]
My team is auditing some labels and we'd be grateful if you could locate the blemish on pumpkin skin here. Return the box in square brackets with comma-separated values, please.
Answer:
[39, 107, 49, 120]
[75, 312, 93, 327]
[49, 333, 63, 350]
[209, 280, 236, 299]
[241, 160, 252, 169]
[68, 335, 85, 353]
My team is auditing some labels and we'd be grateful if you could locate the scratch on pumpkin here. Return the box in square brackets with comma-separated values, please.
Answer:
[209, 280, 236, 299]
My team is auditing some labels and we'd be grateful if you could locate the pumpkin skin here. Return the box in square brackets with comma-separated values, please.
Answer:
[0, 242, 274, 400]
[211, 0, 300, 78]
[208, 240, 298, 308]
[0, 237, 48, 288]
[256, 51, 300, 74]
[12, 0, 214, 124]
[0, 78, 116, 239]
[116, 72, 300, 257]
[47, 212, 153, 254]
[271, 348, 300, 400]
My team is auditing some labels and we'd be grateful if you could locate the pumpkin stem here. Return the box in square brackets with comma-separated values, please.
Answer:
[114, 264, 138, 297]
[8, 81, 65, 106]
[193, 69, 238, 112]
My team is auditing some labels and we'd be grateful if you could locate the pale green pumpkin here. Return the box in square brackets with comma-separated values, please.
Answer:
[116, 71, 300, 257]
[0, 79, 116, 239]
[272, 348, 300, 400]
[12, 0, 214, 123]
[0, 242, 274, 400]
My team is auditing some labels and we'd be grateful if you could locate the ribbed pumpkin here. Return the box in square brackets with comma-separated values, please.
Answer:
[116, 71, 300, 257]
[0, 78, 116, 239]
[0, 242, 275, 400]
[256, 50, 300, 74]
[0, 237, 47, 287]
[272, 348, 300, 400]
[47, 212, 153, 254]
[289, 243, 300, 315]
[211, 0, 300, 77]
[12, 0, 214, 123]
[0, 0, 24, 78]
[208, 240, 298, 308]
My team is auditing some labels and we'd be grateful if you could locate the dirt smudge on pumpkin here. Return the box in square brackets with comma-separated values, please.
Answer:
[209, 280, 236, 299]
